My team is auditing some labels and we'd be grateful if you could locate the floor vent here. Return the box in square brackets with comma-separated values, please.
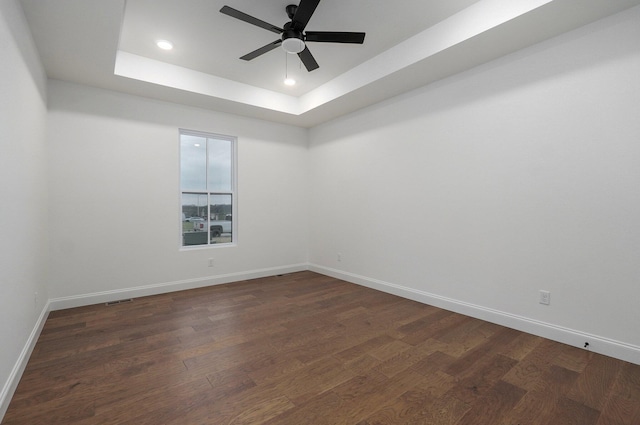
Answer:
[105, 298, 133, 306]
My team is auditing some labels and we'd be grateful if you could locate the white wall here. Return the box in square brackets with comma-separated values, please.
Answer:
[0, 0, 49, 416]
[309, 6, 640, 363]
[46, 80, 309, 305]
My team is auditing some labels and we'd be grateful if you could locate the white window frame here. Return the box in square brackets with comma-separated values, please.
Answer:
[179, 129, 237, 249]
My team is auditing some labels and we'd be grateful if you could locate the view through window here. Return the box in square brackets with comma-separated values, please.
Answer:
[180, 130, 236, 247]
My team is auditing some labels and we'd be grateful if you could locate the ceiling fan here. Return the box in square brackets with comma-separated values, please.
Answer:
[220, 0, 365, 72]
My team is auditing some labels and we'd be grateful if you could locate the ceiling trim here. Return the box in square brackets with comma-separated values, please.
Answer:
[115, 51, 300, 114]
[114, 0, 552, 117]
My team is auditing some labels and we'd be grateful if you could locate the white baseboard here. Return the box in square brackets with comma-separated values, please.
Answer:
[309, 264, 640, 366]
[0, 301, 50, 421]
[49, 263, 309, 311]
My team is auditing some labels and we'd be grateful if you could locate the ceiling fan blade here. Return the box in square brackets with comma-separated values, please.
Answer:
[220, 6, 282, 34]
[298, 46, 319, 72]
[240, 40, 282, 61]
[291, 0, 321, 31]
[305, 31, 366, 44]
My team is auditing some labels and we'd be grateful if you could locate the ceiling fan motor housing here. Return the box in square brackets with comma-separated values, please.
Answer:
[285, 4, 298, 19]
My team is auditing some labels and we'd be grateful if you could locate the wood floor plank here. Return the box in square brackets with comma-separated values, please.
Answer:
[567, 353, 623, 411]
[597, 395, 640, 425]
[498, 364, 579, 425]
[611, 362, 640, 400]
[501, 337, 565, 392]
[260, 391, 345, 425]
[445, 353, 518, 405]
[495, 331, 543, 361]
[358, 388, 437, 425]
[444, 327, 520, 378]
[404, 392, 471, 425]
[455, 380, 526, 425]
[3, 271, 640, 425]
[546, 396, 601, 425]
[595, 361, 640, 425]
[226, 395, 295, 425]
[372, 339, 442, 378]
[329, 368, 436, 424]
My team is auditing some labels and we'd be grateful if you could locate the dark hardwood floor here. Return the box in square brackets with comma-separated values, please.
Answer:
[3, 271, 639, 424]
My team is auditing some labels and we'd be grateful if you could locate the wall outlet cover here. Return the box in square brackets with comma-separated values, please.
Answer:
[539, 290, 551, 305]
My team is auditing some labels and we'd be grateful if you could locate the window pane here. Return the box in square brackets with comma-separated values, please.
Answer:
[180, 130, 235, 248]
[182, 193, 208, 246]
[210, 194, 232, 244]
[207, 138, 232, 192]
[180, 135, 207, 191]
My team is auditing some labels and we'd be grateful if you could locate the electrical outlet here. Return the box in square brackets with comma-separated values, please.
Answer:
[337, 252, 342, 262]
[208, 258, 214, 267]
[539, 290, 550, 305]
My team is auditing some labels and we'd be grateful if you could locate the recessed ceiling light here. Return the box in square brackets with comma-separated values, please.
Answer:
[156, 40, 173, 50]
[284, 78, 296, 86]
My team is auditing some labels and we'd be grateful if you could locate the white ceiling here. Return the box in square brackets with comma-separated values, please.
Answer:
[120, 0, 481, 96]
[19, 0, 640, 127]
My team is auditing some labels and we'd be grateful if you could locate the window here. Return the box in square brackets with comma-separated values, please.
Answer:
[180, 130, 236, 247]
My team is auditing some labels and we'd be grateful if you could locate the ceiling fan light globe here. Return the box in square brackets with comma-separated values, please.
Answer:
[282, 37, 305, 54]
